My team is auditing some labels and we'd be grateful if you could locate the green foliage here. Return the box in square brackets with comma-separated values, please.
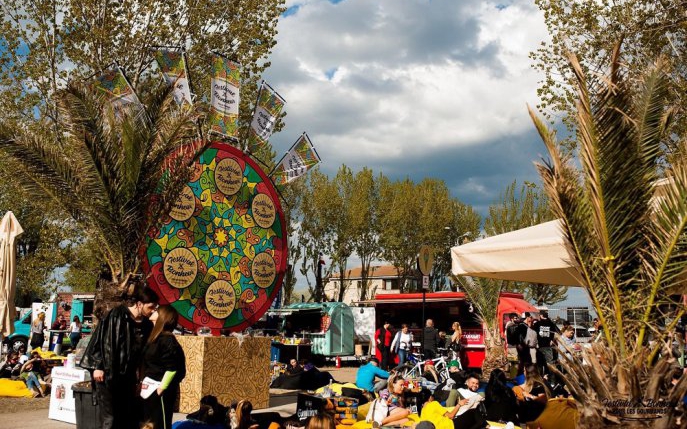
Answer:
[532, 47, 687, 412]
[531, 0, 687, 155]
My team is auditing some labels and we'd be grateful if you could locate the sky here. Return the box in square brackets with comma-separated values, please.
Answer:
[261, 0, 592, 308]
[263, 0, 552, 215]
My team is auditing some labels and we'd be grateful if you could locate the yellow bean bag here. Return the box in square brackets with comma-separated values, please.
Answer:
[316, 382, 361, 396]
[31, 348, 66, 359]
[527, 398, 579, 429]
[0, 378, 34, 398]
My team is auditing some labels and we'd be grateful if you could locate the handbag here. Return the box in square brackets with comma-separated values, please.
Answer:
[365, 398, 389, 426]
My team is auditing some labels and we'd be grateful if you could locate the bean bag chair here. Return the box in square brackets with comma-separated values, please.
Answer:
[270, 372, 303, 389]
[526, 398, 578, 429]
[418, 401, 454, 429]
[0, 378, 34, 398]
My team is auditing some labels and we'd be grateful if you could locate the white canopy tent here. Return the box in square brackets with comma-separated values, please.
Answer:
[451, 220, 583, 286]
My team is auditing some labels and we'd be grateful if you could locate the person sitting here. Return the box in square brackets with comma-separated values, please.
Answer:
[378, 374, 411, 426]
[355, 357, 390, 393]
[513, 364, 550, 423]
[285, 359, 304, 375]
[450, 373, 488, 429]
[484, 368, 519, 424]
[0, 352, 21, 379]
[19, 351, 46, 397]
[236, 399, 259, 429]
[172, 395, 228, 429]
[305, 413, 336, 429]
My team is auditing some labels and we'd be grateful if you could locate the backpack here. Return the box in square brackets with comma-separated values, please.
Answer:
[365, 398, 389, 426]
[506, 323, 520, 346]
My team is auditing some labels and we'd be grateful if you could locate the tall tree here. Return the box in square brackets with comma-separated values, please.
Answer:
[531, 0, 687, 155]
[531, 46, 687, 426]
[330, 166, 355, 302]
[298, 169, 338, 301]
[0, 84, 207, 314]
[349, 168, 380, 301]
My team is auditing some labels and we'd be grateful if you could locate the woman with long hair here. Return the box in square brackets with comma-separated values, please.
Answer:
[141, 305, 186, 429]
[236, 399, 259, 429]
[390, 324, 413, 367]
[30, 312, 45, 350]
[515, 364, 550, 422]
[449, 322, 462, 362]
[305, 413, 336, 429]
[378, 374, 411, 426]
[69, 315, 82, 350]
[484, 368, 519, 424]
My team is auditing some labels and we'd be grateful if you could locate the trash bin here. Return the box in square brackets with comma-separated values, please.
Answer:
[72, 381, 100, 429]
[49, 330, 64, 354]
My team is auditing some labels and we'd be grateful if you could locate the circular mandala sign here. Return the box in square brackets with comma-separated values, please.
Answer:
[142, 142, 287, 334]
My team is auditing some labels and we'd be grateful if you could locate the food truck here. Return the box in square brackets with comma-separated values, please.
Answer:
[368, 291, 537, 369]
[268, 302, 355, 364]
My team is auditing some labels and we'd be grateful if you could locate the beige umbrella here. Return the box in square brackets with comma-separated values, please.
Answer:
[451, 219, 583, 286]
[0, 211, 24, 338]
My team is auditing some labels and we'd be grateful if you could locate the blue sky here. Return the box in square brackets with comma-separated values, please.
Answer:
[261, 0, 592, 308]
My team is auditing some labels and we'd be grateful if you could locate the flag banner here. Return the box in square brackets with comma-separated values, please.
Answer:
[247, 81, 286, 152]
[153, 49, 193, 106]
[208, 55, 241, 139]
[270, 133, 321, 186]
[93, 65, 142, 120]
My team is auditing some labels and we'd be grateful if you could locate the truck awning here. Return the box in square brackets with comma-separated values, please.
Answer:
[354, 292, 467, 305]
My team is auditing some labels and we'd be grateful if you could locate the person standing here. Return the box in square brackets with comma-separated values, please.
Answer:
[80, 282, 159, 429]
[448, 322, 463, 362]
[533, 311, 559, 374]
[375, 321, 393, 370]
[69, 316, 82, 350]
[422, 319, 440, 359]
[30, 312, 46, 351]
[142, 305, 186, 429]
[524, 313, 539, 365]
[391, 324, 413, 367]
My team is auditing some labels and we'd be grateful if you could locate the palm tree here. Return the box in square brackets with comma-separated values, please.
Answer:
[452, 275, 508, 380]
[530, 44, 687, 427]
[0, 83, 207, 315]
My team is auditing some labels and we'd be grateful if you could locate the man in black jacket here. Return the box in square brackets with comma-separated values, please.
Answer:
[423, 319, 440, 359]
[80, 283, 159, 429]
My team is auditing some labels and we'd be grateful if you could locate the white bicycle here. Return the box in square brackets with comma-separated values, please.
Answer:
[398, 354, 454, 383]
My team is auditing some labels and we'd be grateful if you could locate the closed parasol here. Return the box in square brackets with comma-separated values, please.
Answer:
[0, 211, 24, 338]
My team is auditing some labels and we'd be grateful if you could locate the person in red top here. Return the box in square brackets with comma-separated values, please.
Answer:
[375, 321, 393, 370]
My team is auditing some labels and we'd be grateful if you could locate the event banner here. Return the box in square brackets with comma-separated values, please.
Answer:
[153, 49, 193, 106]
[246, 81, 285, 152]
[93, 65, 142, 119]
[270, 133, 321, 186]
[209, 55, 241, 139]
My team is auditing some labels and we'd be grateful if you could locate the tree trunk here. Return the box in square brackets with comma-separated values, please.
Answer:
[93, 271, 126, 324]
[481, 325, 506, 381]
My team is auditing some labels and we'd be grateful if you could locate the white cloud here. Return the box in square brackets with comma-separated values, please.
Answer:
[265, 0, 550, 174]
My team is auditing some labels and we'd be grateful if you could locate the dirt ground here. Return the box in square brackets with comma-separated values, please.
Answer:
[0, 363, 361, 415]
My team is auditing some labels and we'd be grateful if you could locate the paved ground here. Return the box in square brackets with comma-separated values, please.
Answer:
[0, 364, 361, 428]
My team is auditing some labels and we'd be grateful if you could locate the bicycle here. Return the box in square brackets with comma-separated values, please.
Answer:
[397, 354, 452, 383]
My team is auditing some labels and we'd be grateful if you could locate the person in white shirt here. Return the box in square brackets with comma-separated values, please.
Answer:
[390, 324, 413, 367]
[69, 315, 82, 350]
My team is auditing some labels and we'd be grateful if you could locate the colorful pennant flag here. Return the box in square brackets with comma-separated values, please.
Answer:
[93, 65, 142, 120]
[208, 55, 241, 139]
[270, 133, 321, 186]
[153, 49, 193, 106]
[246, 81, 286, 152]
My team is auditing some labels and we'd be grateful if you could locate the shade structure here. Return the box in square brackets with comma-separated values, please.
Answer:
[0, 211, 23, 337]
[451, 220, 583, 286]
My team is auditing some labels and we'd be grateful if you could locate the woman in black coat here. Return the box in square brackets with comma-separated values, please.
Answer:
[141, 305, 186, 429]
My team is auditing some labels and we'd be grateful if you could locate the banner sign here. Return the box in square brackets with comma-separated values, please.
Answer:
[153, 49, 193, 106]
[208, 55, 241, 139]
[142, 142, 287, 334]
[247, 81, 285, 152]
[270, 133, 321, 186]
[93, 65, 142, 119]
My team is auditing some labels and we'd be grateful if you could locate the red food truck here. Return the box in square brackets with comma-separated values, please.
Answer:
[367, 291, 537, 369]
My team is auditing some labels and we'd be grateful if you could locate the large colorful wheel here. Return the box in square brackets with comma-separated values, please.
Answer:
[142, 142, 287, 334]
